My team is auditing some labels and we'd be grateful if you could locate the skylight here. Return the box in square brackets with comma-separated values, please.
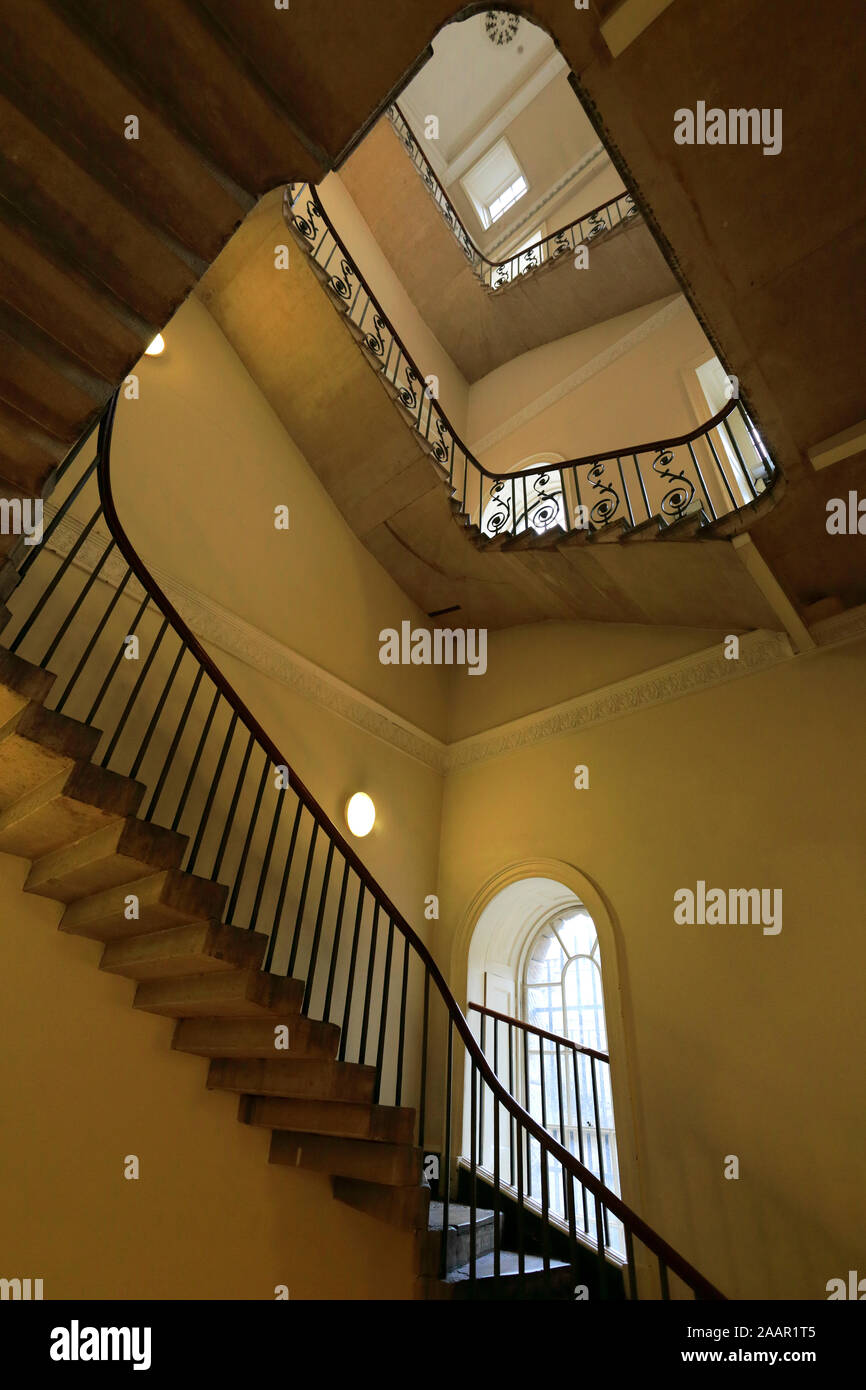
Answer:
[461, 137, 528, 230]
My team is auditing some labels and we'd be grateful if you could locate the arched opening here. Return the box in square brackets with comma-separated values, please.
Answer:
[454, 860, 643, 1248]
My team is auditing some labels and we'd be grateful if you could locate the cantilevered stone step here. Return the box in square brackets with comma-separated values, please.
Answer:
[0, 647, 54, 723]
[100, 921, 266, 981]
[173, 1014, 339, 1061]
[25, 817, 187, 903]
[0, 701, 101, 810]
[422, 1201, 500, 1275]
[240, 1093, 415, 1145]
[133, 967, 303, 1019]
[59, 868, 228, 942]
[333, 1175, 430, 1230]
[0, 760, 144, 859]
[442, 1251, 572, 1300]
[269, 1131, 421, 1186]
[208, 1057, 376, 1105]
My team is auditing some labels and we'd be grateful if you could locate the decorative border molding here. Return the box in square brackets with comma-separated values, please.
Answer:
[42, 511, 863, 779]
[469, 295, 687, 459]
[443, 630, 794, 771]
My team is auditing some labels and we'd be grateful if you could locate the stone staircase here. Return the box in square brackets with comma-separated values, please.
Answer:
[0, 638, 595, 1299]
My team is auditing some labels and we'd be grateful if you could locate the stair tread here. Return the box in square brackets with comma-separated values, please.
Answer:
[428, 1201, 495, 1231]
[445, 1250, 569, 1283]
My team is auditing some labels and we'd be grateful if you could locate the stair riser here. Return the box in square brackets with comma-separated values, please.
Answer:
[268, 1131, 421, 1185]
[208, 1057, 375, 1104]
[134, 970, 303, 1019]
[240, 1095, 414, 1145]
[100, 922, 266, 980]
[173, 1016, 339, 1060]
[25, 821, 186, 903]
[60, 870, 228, 942]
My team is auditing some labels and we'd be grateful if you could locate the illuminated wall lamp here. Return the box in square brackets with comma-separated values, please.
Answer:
[346, 792, 375, 837]
[145, 333, 165, 356]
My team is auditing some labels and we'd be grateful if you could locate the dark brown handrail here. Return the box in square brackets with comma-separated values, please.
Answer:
[469, 1001, 610, 1063]
[305, 182, 741, 484]
[94, 390, 725, 1301]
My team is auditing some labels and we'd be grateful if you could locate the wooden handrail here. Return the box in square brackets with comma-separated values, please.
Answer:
[469, 1001, 610, 1063]
[97, 393, 725, 1300]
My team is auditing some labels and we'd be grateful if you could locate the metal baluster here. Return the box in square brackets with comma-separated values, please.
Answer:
[143, 666, 204, 821]
[418, 967, 429, 1148]
[170, 686, 220, 832]
[720, 413, 760, 500]
[129, 641, 185, 780]
[17, 458, 98, 580]
[469, 1060, 478, 1291]
[41, 536, 116, 667]
[303, 840, 335, 1013]
[590, 1055, 611, 1248]
[571, 1048, 590, 1233]
[99, 615, 170, 768]
[372, 916, 394, 1101]
[394, 938, 409, 1107]
[493, 1048, 501, 1282]
[225, 752, 270, 922]
[85, 590, 150, 724]
[262, 798, 303, 970]
[248, 786, 287, 933]
[634, 452, 652, 522]
[523, 1027, 532, 1197]
[357, 902, 380, 1064]
[52, 565, 134, 713]
[287, 820, 319, 974]
[479, 1012, 486, 1166]
[659, 1256, 671, 1301]
[555, 1042, 569, 1215]
[322, 860, 350, 1021]
[338, 882, 366, 1062]
[185, 709, 239, 873]
[625, 1228, 638, 1301]
[516, 1118, 525, 1277]
[686, 440, 718, 521]
[211, 731, 255, 879]
[508, 1021, 515, 1186]
[439, 1016, 453, 1281]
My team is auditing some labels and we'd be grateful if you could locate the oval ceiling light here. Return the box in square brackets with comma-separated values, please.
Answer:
[145, 333, 165, 356]
[346, 792, 376, 837]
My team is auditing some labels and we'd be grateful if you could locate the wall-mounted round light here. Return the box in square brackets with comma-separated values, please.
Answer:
[346, 792, 375, 837]
[145, 333, 165, 357]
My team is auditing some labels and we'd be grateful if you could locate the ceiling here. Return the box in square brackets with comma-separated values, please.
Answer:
[400, 11, 563, 179]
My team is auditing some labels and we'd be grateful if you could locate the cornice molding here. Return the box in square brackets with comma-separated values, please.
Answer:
[443, 630, 794, 772]
[810, 602, 866, 649]
[469, 295, 687, 459]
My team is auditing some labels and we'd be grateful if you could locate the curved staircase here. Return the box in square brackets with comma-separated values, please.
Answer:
[0, 395, 725, 1301]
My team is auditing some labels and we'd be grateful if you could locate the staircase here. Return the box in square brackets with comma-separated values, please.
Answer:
[0, 394, 725, 1300]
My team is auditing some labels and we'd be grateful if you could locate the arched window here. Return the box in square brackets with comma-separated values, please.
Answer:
[522, 906, 621, 1246]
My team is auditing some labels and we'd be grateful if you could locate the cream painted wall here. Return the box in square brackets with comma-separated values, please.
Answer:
[0, 853, 416, 1299]
[446, 619, 728, 741]
[113, 294, 451, 741]
[468, 296, 711, 470]
[437, 636, 866, 1300]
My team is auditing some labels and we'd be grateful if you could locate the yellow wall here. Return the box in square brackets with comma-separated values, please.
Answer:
[437, 636, 866, 1300]
[0, 853, 416, 1299]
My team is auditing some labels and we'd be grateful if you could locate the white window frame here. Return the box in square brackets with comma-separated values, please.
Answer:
[460, 137, 529, 231]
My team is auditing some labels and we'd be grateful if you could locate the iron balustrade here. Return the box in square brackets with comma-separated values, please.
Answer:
[469, 1002, 622, 1257]
[387, 103, 640, 291]
[0, 395, 725, 1299]
[286, 182, 776, 547]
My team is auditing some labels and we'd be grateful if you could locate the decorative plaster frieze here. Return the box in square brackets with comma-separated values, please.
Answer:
[469, 296, 687, 459]
[810, 603, 866, 649]
[443, 630, 794, 772]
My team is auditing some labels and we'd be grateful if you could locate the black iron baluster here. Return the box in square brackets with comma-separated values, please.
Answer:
[85, 590, 151, 724]
[52, 565, 135, 713]
[590, 1054, 611, 1247]
[686, 440, 717, 521]
[185, 708, 239, 873]
[634, 452, 652, 522]
[659, 1256, 671, 1301]
[571, 1048, 590, 1233]
[625, 1227, 638, 1301]
[493, 1042, 501, 1282]
[129, 641, 185, 780]
[17, 458, 99, 581]
[523, 1027, 532, 1197]
[225, 752, 270, 922]
[248, 785, 287, 934]
[417, 966, 429, 1149]
[357, 901, 380, 1064]
[338, 882, 366, 1061]
[99, 615, 170, 769]
[41, 536, 116, 668]
[171, 686, 220, 832]
[211, 731, 254, 880]
[372, 915, 394, 1101]
[479, 1012, 486, 1167]
[287, 819, 319, 974]
[721, 411, 761, 501]
[262, 798, 303, 971]
[303, 839, 335, 1013]
[440, 1015, 453, 1281]
[469, 1060, 478, 1291]
[508, 1021, 515, 1186]
[515, 1117, 525, 1277]
[143, 665, 203, 821]
[555, 1041, 569, 1215]
[394, 937, 409, 1107]
[322, 859, 350, 1021]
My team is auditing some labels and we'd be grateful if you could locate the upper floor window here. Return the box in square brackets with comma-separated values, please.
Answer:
[461, 138, 528, 230]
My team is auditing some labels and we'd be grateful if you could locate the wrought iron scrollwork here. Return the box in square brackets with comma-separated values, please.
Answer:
[328, 257, 356, 301]
[587, 461, 621, 526]
[623, 194, 638, 220]
[484, 480, 512, 537]
[526, 472, 564, 533]
[292, 197, 321, 246]
[586, 210, 609, 241]
[430, 415, 451, 464]
[397, 365, 418, 411]
[552, 229, 572, 258]
[364, 314, 387, 358]
[652, 449, 696, 519]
